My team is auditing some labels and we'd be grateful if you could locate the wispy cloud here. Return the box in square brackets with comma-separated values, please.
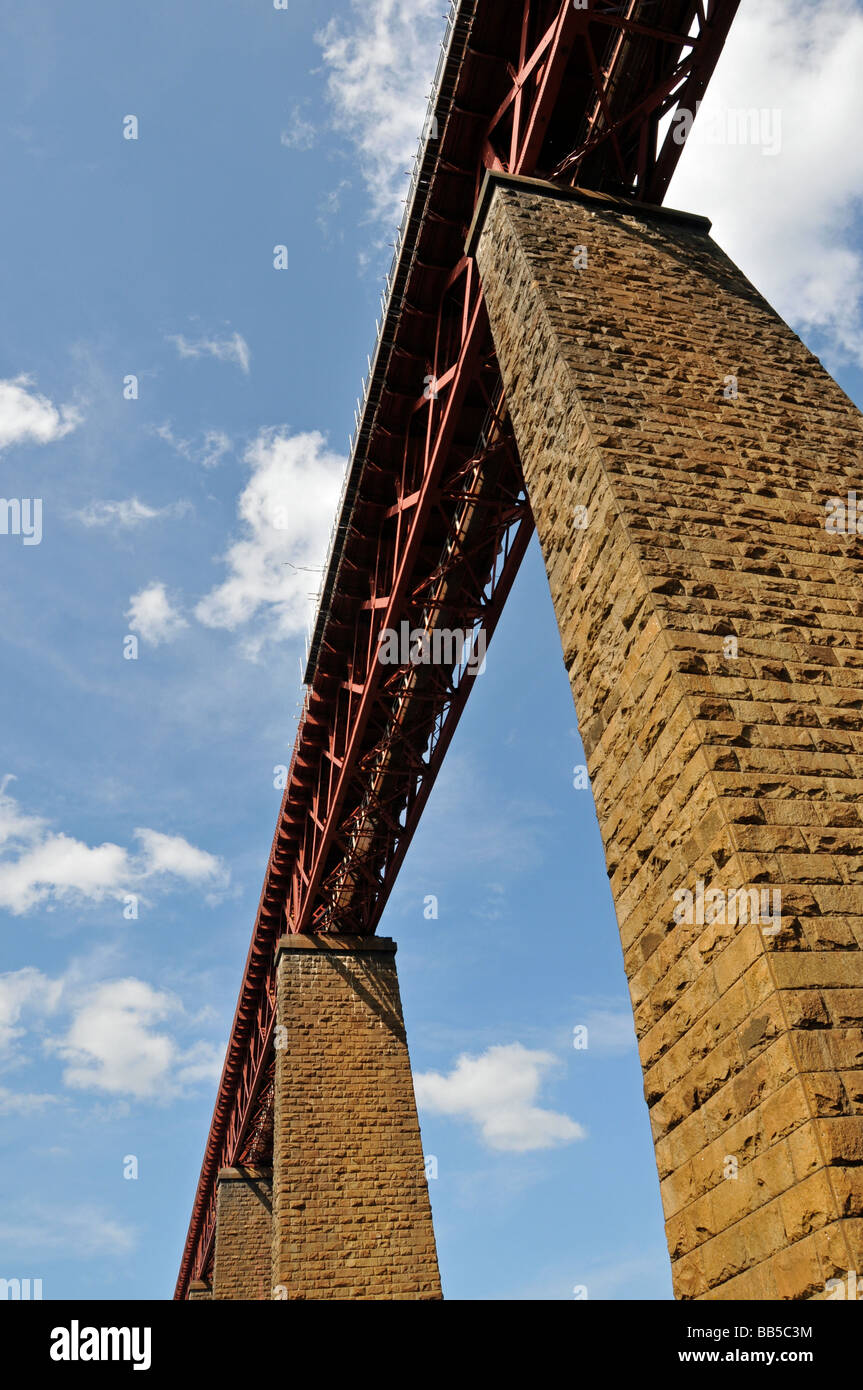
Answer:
[573, 1000, 637, 1056]
[317, 179, 351, 239]
[280, 107, 316, 150]
[167, 330, 251, 375]
[316, 0, 445, 227]
[0, 1203, 136, 1257]
[74, 497, 191, 528]
[415, 1043, 584, 1152]
[154, 423, 231, 470]
[0, 374, 82, 452]
[0, 1086, 57, 1115]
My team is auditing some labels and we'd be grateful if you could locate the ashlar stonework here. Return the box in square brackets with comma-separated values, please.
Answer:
[474, 175, 863, 1300]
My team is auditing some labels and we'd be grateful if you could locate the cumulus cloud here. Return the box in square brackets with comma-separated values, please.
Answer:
[126, 582, 188, 646]
[0, 782, 227, 916]
[55, 978, 222, 1100]
[0, 374, 82, 452]
[0, 961, 223, 1106]
[167, 330, 251, 374]
[317, 0, 446, 226]
[195, 427, 346, 655]
[0, 836, 128, 917]
[670, 0, 863, 367]
[74, 497, 191, 527]
[414, 1043, 585, 1152]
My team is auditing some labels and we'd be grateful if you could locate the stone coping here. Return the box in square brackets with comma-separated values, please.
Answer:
[216, 1166, 273, 1183]
[275, 933, 397, 958]
[465, 169, 712, 258]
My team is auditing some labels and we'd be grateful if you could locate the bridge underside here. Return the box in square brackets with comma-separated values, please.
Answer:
[189, 187, 863, 1304]
[178, 0, 863, 1302]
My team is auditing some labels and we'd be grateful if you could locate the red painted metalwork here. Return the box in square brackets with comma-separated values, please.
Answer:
[175, 0, 740, 1299]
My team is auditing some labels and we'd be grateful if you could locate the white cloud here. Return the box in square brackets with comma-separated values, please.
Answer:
[75, 497, 191, 527]
[167, 330, 251, 374]
[0, 1203, 135, 1257]
[55, 978, 221, 1100]
[0, 782, 227, 916]
[134, 827, 224, 885]
[0, 962, 223, 1105]
[317, 179, 352, 239]
[200, 430, 232, 468]
[198, 429, 232, 469]
[316, 0, 863, 359]
[0, 374, 82, 452]
[126, 581, 188, 646]
[415, 1043, 584, 1152]
[0, 1086, 57, 1115]
[0, 775, 42, 848]
[281, 108, 316, 150]
[576, 1004, 637, 1056]
[317, 0, 446, 226]
[0, 967, 62, 1050]
[0, 835, 129, 916]
[194, 428, 346, 655]
[669, 0, 863, 367]
[155, 423, 232, 470]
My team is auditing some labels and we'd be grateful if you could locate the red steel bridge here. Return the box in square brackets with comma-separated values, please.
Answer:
[176, 0, 740, 1299]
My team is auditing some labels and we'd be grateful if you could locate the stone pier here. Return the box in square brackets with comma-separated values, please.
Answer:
[472, 172, 863, 1299]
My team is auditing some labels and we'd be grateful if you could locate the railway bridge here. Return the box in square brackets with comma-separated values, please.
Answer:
[177, 0, 863, 1301]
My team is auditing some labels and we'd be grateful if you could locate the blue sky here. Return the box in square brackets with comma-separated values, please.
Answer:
[2, 0, 863, 1302]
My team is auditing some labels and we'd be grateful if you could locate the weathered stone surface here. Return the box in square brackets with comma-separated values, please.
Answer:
[212, 1167, 273, 1301]
[475, 175, 863, 1299]
[270, 935, 441, 1300]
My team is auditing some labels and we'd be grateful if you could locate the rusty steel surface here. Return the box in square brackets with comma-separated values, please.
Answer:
[176, 0, 740, 1299]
